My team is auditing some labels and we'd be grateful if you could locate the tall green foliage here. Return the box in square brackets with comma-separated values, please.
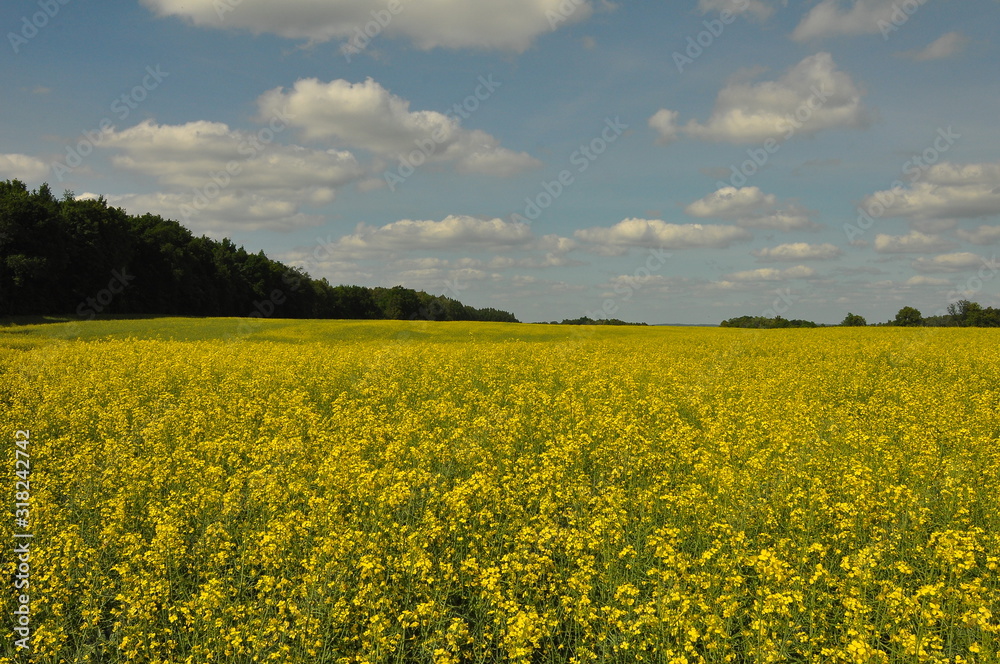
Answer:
[0, 180, 518, 323]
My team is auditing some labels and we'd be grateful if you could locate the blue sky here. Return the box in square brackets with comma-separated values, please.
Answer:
[2, 0, 999, 324]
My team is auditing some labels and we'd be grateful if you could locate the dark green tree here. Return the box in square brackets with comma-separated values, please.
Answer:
[893, 306, 923, 327]
[0, 180, 519, 323]
[947, 300, 983, 326]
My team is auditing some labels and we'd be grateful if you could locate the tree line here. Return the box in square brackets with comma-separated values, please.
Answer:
[719, 316, 818, 329]
[539, 316, 648, 326]
[0, 180, 518, 323]
[721, 301, 1000, 329]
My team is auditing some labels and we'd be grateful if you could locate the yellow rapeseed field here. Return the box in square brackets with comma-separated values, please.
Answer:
[1, 319, 998, 663]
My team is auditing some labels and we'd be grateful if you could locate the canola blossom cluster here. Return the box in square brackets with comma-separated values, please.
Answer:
[1, 320, 998, 663]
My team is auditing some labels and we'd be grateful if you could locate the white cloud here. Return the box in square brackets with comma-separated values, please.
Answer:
[257, 78, 540, 177]
[335, 216, 537, 253]
[90, 191, 323, 234]
[396, 266, 495, 283]
[873, 231, 955, 254]
[957, 225, 1000, 245]
[397, 252, 577, 270]
[862, 162, 1000, 221]
[648, 109, 680, 146]
[575, 218, 751, 250]
[918, 162, 1000, 187]
[910, 218, 957, 234]
[739, 210, 819, 230]
[277, 216, 579, 291]
[303, 216, 576, 265]
[103, 119, 363, 190]
[698, 0, 774, 20]
[724, 265, 817, 281]
[675, 53, 870, 143]
[0, 153, 49, 182]
[753, 242, 842, 261]
[905, 275, 950, 287]
[141, 0, 592, 52]
[96, 119, 365, 232]
[899, 31, 970, 61]
[686, 186, 774, 217]
[912, 252, 986, 273]
[685, 186, 820, 230]
[792, 0, 901, 41]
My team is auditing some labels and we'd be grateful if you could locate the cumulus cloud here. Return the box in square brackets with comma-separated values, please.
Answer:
[305, 216, 577, 265]
[752, 242, 842, 261]
[0, 153, 49, 182]
[898, 31, 970, 61]
[648, 109, 679, 146]
[574, 218, 751, 251]
[257, 77, 540, 176]
[862, 162, 1000, 221]
[912, 252, 986, 273]
[96, 119, 364, 232]
[739, 211, 820, 230]
[393, 266, 498, 286]
[397, 252, 577, 271]
[957, 225, 1000, 245]
[141, 0, 592, 52]
[792, 0, 902, 41]
[686, 186, 774, 218]
[873, 231, 955, 254]
[724, 265, 817, 281]
[698, 0, 775, 20]
[685, 186, 820, 230]
[277, 217, 579, 291]
[910, 218, 957, 234]
[905, 275, 950, 287]
[335, 216, 535, 253]
[103, 119, 363, 190]
[659, 53, 870, 144]
[87, 191, 324, 234]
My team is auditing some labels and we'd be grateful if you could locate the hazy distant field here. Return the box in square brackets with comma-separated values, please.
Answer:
[2, 319, 998, 663]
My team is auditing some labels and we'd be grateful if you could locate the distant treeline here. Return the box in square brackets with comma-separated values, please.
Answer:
[539, 316, 648, 326]
[881, 303, 1000, 327]
[721, 302, 1000, 328]
[720, 316, 818, 329]
[0, 180, 518, 322]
